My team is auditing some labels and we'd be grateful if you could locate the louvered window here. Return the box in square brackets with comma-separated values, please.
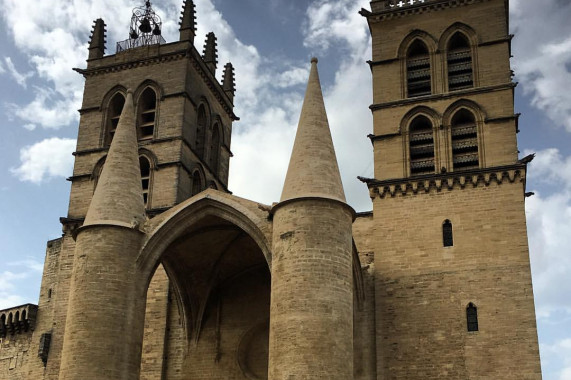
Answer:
[140, 156, 151, 207]
[409, 115, 435, 175]
[447, 33, 473, 91]
[466, 303, 479, 332]
[451, 110, 479, 170]
[138, 88, 157, 140]
[106, 93, 125, 145]
[407, 40, 431, 97]
[191, 171, 203, 196]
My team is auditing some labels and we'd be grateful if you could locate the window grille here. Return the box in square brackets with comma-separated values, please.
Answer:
[447, 33, 473, 91]
[409, 115, 435, 175]
[140, 156, 151, 206]
[407, 40, 431, 97]
[451, 110, 479, 170]
[138, 88, 157, 139]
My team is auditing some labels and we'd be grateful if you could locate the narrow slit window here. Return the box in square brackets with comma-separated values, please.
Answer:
[407, 40, 431, 98]
[443, 220, 453, 247]
[196, 105, 207, 160]
[451, 109, 479, 171]
[140, 156, 151, 207]
[209, 124, 220, 174]
[138, 88, 157, 140]
[466, 303, 479, 332]
[447, 32, 473, 91]
[106, 93, 125, 145]
[409, 115, 435, 175]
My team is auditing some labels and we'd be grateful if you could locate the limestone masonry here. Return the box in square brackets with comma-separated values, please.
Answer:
[0, 0, 542, 379]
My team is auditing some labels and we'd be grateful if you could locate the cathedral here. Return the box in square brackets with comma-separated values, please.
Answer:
[0, 0, 543, 379]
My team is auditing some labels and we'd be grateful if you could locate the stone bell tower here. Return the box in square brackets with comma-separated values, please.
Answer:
[360, 0, 542, 378]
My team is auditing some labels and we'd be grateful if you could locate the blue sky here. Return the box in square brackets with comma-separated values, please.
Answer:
[0, 0, 570, 378]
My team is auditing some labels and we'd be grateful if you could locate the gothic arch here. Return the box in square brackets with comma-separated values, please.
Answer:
[397, 29, 438, 58]
[135, 83, 161, 140]
[100, 85, 127, 147]
[136, 191, 273, 342]
[133, 79, 163, 101]
[190, 164, 206, 196]
[438, 22, 479, 51]
[443, 100, 485, 170]
[91, 155, 107, 191]
[401, 106, 442, 133]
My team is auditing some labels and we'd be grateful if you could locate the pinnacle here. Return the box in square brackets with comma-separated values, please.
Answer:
[84, 91, 146, 228]
[280, 58, 346, 203]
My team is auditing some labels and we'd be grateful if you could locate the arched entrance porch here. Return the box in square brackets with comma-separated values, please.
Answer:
[137, 191, 273, 379]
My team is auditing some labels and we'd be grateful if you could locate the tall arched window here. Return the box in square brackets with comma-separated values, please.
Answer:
[443, 220, 453, 247]
[409, 115, 435, 175]
[196, 105, 207, 160]
[407, 40, 431, 98]
[106, 93, 125, 145]
[447, 32, 473, 91]
[466, 303, 479, 332]
[138, 88, 157, 140]
[209, 124, 221, 174]
[451, 109, 479, 171]
[191, 170, 203, 196]
[139, 156, 151, 207]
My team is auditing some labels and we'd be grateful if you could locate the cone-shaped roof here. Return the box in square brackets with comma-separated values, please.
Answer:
[280, 58, 346, 203]
[84, 92, 146, 228]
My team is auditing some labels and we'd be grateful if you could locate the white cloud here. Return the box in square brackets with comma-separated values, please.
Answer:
[525, 149, 571, 318]
[3, 57, 34, 88]
[0, 271, 27, 309]
[540, 338, 571, 380]
[0, 59, 5, 74]
[511, 1, 571, 132]
[11, 137, 76, 183]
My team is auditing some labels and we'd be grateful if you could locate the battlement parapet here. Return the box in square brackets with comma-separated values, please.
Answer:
[0, 304, 38, 338]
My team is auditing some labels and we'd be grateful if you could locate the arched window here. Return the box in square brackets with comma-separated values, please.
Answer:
[196, 105, 207, 160]
[443, 220, 453, 247]
[447, 32, 473, 91]
[409, 115, 435, 175]
[451, 109, 479, 170]
[209, 123, 221, 174]
[466, 303, 479, 332]
[139, 156, 151, 207]
[191, 170, 203, 196]
[106, 93, 125, 145]
[138, 88, 157, 140]
[407, 40, 431, 98]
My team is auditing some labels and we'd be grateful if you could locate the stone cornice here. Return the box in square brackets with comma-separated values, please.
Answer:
[361, 0, 491, 22]
[369, 82, 516, 111]
[74, 46, 238, 121]
[362, 164, 526, 199]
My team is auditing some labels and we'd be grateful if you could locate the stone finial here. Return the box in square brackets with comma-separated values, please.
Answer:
[222, 63, 235, 102]
[280, 58, 346, 203]
[179, 0, 196, 42]
[84, 91, 146, 228]
[202, 32, 218, 74]
[88, 19, 106, 60]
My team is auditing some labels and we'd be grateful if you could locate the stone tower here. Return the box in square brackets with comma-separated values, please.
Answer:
[360, 0, 542, 378]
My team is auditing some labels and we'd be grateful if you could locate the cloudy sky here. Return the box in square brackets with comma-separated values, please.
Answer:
[0, 0, 569, 378]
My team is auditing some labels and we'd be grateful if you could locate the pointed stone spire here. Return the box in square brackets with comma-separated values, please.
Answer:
[88, 19, 106, 60]
[202, 32, 218, 74]
[84, 91, 146, 228]
[280, 57, 346, 203]
[222, 62, 235, 102]
[179, 0, 196, 42]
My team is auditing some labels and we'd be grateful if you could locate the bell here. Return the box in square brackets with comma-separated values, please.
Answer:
[139, 18, 152, 33]
[152, 25, 161, 36]
[130, 29, 139, 39]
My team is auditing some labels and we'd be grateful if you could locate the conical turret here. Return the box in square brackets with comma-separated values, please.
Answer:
[84, 91, 146, 228]
[88, 18, 106, 60]
[280, 57, 346, 203]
